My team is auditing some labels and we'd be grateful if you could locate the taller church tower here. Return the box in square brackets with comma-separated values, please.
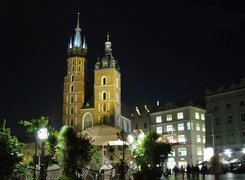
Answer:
[62, 13, 87, 127]
[93, 33, 121, 128]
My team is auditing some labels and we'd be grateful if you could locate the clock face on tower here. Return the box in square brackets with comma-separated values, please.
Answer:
[83, 113, 93, 130]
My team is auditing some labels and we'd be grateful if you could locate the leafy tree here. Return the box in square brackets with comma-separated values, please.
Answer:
[0, 128, 24, 179]
[131, 130, 172, 179]
[56, 126, 79, 180]
[19, 116, 58, 165]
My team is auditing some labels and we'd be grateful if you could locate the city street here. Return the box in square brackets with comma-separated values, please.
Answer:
[167, 173, 245, 180]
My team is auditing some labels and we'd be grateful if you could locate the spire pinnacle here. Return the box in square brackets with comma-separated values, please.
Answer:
[105, 32, 112, 53]
[74, 12, 82, 47]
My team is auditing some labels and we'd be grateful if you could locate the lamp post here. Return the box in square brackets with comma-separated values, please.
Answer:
[37, 128, 49, 180]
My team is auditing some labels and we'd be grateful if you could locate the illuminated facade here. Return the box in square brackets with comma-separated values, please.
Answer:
[62, 14, 131, 133]
[205, 77, 245, 162]
[150, 103, 206, 169]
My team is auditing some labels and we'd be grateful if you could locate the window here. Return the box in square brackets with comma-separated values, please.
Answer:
[156, 116, 162, 123]
[197, 147, 202, 155]
[202, 124, 206, 132]
[196, 123, 200, 131]
[197, 135, 201, 142]
[241, 130, 245, 142]
[70, 84, 74, 92]
[83, 113, 93, 130]
[227, 115, 232, 124]
[103, 92, 107, 100]
[241, 113, 245, 122]
[166, 114, 172, 121]
[167, 125, 174, 132]
[203, 135, 206, 143]
[178, 134, 185, 143]
[102, 76, 107, 85]
[71, 75, 74, 82]
[228, 133, 235, 144]
[201, 114, 205, 120]
[78, 66, 81, 71]
[70, 118, 74, 126]
[195, 112, 200, 119]
[156, 126, 162, 134]
[226, 103, 232, 109]
[70, 96, 74, 103]
[215, 117, 220, 125]
[177, 112, 184, 119]
[187, 122, 193, 130]
[178, 123, 184, 131]
[215, 135, 222, 145]
[167, 136, 174, 143]
[70, 107, 74, 115]
[144, 123, 147, 129]
[103, 104, 106, 112]
[240, 100, 245, 106]
[213, 105, 219, 111]
[178, 147, 187, 156]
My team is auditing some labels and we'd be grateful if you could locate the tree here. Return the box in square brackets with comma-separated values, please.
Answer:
[131, 130, 172, 179]
[0, 127, 24, 179]
[19, 116, 58, 165]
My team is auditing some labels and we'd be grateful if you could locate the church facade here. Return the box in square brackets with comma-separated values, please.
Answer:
[62, 14, 131, 133]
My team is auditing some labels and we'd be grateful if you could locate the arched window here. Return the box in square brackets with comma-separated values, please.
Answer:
[102, 76, 107, 85]
[71, 75, 74, 82]
[70, 84, 74, 92]
[103, 103, 106, 112]
[70, 107, 74, 115]
[70, 96, 74, 103]
[103, 92, 107, 100]
[70, 118, 74, 126]
[83, 113, 93, 130]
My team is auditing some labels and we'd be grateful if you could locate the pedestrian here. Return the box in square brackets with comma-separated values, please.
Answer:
[173, 165, 178, 177]
[210, 153, 222, 180]
[191, 165, 196, 179]
[201, 164, 207, 179]
[186, 164, 191, 179]
[180, 165, 185, 179]
[195, 164, 200, 179]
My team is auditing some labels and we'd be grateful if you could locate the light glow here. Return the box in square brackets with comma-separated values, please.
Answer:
[37, 128, 49, 140]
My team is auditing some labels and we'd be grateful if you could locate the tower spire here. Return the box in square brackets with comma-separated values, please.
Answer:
[74, 12, 82, 47]
[105, 32, 112, 54]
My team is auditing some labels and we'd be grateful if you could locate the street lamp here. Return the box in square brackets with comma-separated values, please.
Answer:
[37, 128, 49, 180]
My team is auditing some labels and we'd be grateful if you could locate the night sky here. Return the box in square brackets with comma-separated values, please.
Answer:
[2, 1, 245, 137]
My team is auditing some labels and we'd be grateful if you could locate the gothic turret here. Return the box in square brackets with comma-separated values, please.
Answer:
[95, 33, 120, 70]
[67, 13, 87, 57]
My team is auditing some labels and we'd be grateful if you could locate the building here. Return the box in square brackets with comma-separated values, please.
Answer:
[205, 76, 245, 163]
[150, 102, 206, 169]
[62, 13, 131, 133]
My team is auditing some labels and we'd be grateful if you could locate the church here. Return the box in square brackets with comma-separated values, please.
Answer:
[62, 13, 131, 135]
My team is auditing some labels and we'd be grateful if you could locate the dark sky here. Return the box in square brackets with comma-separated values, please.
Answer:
[2, 1, 245, 137]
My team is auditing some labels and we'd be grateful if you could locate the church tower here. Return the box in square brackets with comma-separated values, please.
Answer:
[93, 33, 122, 128]
[63, 13, 87, 127]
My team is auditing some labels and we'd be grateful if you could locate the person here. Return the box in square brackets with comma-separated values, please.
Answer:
[210, 153, 222, 180]
[180, 165, 185, 179]
[201, 164, 207, 179]
[191, 165, 196, 179]
[173, 165, 178, 177]
[195, 164, 200, 179]
[186, 164, 191, 179]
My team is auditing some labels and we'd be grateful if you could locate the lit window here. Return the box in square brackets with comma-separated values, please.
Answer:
[156, 126, 162, 134]
[178, 134, 185, 143]
[197, 147, 202, 155]
[187, 122, 193, 130]
[196, 123, 200, 131]
[166, 114, 172, 121]
[227, 115, 232, 124]
[178, 123, 184, 131]
[203, 136, 206, 143]
[178, 147, 187, 156]
[195, 112, 200, 119]
[167, 136, 174, 143]
[202, 124, 206, 132]
[167, 125, 174, 132]
[197, 135, 201, 142]
[177, 112, 184, 119]
[201, 114, 205, 120]
[156, 116, 162, 123]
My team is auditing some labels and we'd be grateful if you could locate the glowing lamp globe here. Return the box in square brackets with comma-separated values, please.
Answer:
[37, 128, 49, 140]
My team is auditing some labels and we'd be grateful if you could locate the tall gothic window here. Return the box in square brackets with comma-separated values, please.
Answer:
[103, 92, 107, 100]
[102, 76, 107, 85]
[70, 84, 74, 92]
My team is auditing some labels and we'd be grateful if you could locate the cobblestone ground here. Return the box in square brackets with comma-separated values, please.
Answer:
[166, 172, 245, 180]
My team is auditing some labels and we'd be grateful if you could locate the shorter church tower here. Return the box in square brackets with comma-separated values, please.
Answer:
[63, 13, 87, 127]
[93, 33, 122, 128]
